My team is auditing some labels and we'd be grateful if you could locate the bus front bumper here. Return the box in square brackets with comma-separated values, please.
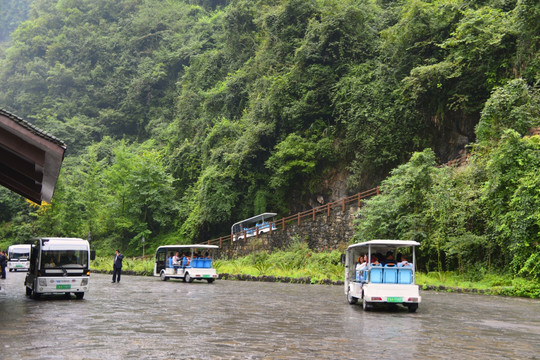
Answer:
[35, 277, 90, 294]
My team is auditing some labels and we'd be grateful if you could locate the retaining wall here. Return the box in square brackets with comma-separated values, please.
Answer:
[219, 204, 359, 258]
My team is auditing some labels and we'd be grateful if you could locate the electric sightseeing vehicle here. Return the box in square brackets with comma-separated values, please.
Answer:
[154, 244, 219, 283]
[345, 240, 421, 312]
[25, 238, 95, 300]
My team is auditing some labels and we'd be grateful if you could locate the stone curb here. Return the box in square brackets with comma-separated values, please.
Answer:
[218, 273, 344, 285]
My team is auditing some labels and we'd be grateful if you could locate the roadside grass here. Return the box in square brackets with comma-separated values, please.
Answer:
[213, 240, 344, 283]
[416, 271, 540, 298]
[91, 252, 539, 298]
[91, 256, 154, 275]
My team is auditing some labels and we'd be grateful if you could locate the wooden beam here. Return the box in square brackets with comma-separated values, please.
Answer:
[0, 165, 41, 204]
[0, 146, 43, 182]
[0, 126, 45, 166]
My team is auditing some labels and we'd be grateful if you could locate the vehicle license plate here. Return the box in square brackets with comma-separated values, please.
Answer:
[16, 264, 22, 267]
[56, 284, 71, 289]
[202, 275, 210, 278]
[387, 297, 402, 303]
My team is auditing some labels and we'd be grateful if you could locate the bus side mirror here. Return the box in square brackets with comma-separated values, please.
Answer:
[90, 250, 96, 261]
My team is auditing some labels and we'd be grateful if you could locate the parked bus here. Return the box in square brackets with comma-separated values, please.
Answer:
[231, 212, 277, 240]
[345, 240, 421, 312]
[25, 238, 95, 300]
[154, 244, 219, 283]
[7, 244, 31, 272]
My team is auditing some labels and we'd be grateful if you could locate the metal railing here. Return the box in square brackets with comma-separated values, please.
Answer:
[204, 186, 380, 248]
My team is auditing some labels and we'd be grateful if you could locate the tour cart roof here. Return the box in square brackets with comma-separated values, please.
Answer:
[156, 244, 219, 251]
[347, 240, 420, 251]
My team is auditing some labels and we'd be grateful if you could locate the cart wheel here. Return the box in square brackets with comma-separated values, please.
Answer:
[184, 273, 193, 283]
[347, 288, 358, 305]
[160, 271, 169, 281]
[407, 304, 418, 313]
[207, 278, 215, 284]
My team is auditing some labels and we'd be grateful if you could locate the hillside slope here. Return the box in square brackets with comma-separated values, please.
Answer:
[0, 0, 538, 250]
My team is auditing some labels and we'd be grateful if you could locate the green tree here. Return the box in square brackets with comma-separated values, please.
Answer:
[476, 78, 540, 142]
[481, 130, 540, 278]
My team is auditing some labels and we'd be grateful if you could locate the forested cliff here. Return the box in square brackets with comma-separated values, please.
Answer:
[0, 0, 538, 278]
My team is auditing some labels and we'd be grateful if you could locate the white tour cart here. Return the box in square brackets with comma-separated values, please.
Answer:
[231, 212, 277, 241]
[345, 240, 421, 312]
[154, 244, 219, 283]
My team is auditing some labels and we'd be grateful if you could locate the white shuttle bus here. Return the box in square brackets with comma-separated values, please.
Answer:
[25, 237, 95, 299]
[154, 244, 219, 283]
[345, 240, 421, 312]
[7, 244, 31, 272]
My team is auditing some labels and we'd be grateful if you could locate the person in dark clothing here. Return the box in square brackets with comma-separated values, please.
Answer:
[382, 251, 395, 265]
[112, 249, 124, 283]
[0, 250, 7, 279]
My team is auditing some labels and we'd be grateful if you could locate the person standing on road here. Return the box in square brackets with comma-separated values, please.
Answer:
[0, 250, 7, 279]
[112, 249, 124, 283]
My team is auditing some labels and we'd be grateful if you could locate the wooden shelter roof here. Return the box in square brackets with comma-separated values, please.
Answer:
[0, 108, 66, 204]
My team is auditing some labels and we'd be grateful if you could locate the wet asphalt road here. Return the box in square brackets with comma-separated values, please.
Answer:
[0, 271, 538, 359]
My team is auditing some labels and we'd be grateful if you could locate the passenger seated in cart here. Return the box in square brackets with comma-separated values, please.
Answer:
[356, 255, 367, 282]
[399, 255, 411, 266]
[370, 255, 380, 265]
[182, 253, 190, 270]
[382, 251, 395, 265]
[356, 255, 367, 268]
[172, 252, 182, 270]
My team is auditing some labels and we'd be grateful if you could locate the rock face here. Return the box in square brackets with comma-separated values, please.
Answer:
[220, 204, 360, 258]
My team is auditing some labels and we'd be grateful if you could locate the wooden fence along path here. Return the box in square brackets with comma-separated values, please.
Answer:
[204, 187, 380, 248]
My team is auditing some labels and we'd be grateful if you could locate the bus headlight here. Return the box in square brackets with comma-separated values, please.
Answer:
[39, 278, 47, 286]
[81, 278, 88, 286]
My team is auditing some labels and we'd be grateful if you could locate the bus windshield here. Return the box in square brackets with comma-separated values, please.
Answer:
[41, 250, 88, 268]
[9, 251, 29, 260]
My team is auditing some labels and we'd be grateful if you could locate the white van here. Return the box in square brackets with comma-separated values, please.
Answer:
[25, 237, 95, 299]
[345, 240, 421, 312]
[7, 244, 31, 272]
[154, 245, 219, 283]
